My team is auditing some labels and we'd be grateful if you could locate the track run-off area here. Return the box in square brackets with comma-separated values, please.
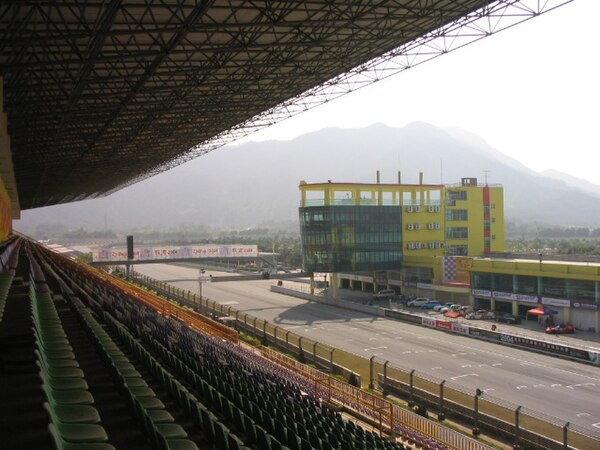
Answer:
[133, 263, 600, 437]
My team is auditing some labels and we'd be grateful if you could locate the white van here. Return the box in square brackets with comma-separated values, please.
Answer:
[373, 289, 396, 300]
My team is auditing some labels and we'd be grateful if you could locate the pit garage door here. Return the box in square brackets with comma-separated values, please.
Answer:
[570, 309, 597, 332]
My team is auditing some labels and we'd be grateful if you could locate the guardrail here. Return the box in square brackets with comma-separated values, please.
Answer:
[258, 347, 493, 450]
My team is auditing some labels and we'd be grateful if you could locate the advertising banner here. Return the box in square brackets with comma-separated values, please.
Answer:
[93, 244, 258, 262]
[451, 323, 469, 335]
[492, 291, 516, 301]
[435, 320, 452, 331]
[422, 317, 436, 328]
[472, 289, 492, 298]
[570, 301, 600, 311]
[541, 297, 571, 307]
[441, 256, 472, 284]
[468, 327, 500, 341]
[515, 294, 538, 304]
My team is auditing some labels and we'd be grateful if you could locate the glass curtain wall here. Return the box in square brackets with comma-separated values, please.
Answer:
[299, 206, 402, 272]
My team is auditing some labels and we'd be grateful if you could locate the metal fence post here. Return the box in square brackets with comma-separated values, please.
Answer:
[298, 336, 304, 361]
[382, 361, 389, 396]
[408, 369, 415, 407]
[438, 380, 446, 421]
[369, 355, 375, 390]
[473, 388, 482, 436]
[563, 422, 569, 450]
[313, 341, 318, 363]
[330, 348, 335, 373]
[514, 405, 521, 450]
[262, 321, 268, 346]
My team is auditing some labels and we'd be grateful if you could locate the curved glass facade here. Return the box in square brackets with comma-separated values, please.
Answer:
[299, 206, 402, 273]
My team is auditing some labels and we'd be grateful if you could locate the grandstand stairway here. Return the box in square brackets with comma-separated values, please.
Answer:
[53, 298, 150, 449]
[0, 265, 54, 448]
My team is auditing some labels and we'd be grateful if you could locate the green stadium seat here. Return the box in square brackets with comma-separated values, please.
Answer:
[42, 384, 95, 406]
[214, 421, 230, 450]
[40, 368, 89, 391]
[44, 403, 109, 443]
[155, 432, 200, 450]
[49, 403, 101, 424]
[49, 424, 116, 450]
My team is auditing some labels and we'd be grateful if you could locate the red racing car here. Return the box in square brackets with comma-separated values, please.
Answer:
[545, 324, 575, 334]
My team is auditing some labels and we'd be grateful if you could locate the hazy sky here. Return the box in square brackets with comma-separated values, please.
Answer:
[238, 1, 599, 185]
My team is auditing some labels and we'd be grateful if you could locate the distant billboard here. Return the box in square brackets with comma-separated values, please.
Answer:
[92, 244, 258, 262]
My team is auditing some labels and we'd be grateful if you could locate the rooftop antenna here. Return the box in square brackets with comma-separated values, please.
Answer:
[483, 169, 490, 186]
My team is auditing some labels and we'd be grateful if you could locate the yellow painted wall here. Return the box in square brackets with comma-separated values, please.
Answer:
[470, 258, 600, 281]
[0, 176, 11, 241]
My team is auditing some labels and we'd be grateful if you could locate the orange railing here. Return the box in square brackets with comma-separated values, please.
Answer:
[37, 246, 238, 343]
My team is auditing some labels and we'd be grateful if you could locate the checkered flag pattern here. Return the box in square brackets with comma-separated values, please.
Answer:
[442, 257, 457, 282]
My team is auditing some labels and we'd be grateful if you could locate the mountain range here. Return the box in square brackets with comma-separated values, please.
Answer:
[15, 122, 600, 233]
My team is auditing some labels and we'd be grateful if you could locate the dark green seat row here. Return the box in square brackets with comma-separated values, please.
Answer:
[0, 271, 15, 322]
[142, 329, 404, 450]
[30, 282, 114, 450]
[106, 315, 258, 450]
[75, 306, 199, 450]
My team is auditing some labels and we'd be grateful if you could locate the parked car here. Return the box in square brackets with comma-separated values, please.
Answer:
[465, 310, 496, 320]
[373, 289, 396, 300]
[545, 324, 575, 334]
[496, 313, 522, 325]
[421, 301, 443, 310]
[433, 302, 453, 312]
[440, 304, 462, 313]
[407, 298, 430, 307]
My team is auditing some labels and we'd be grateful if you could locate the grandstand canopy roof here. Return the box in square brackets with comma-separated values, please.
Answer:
[0, 0, 569, 211]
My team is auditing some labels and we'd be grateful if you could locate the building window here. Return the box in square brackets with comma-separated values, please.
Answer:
[447, 190, 467, 201]
[445, 227, 468, 239]
[569, 279, 596, 302]
[516, 275, 537, 295]
[445, 209, 468, 221]
[542, 277, 566, 298]
[493, 274, 513, 292]
[472, 272, 492, 290]
[446, 245, 468, 256]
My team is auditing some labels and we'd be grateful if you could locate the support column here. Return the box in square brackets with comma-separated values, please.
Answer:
[563, 306, 571, 324]
[331, 273, 339, 301]
[490, 297, 496, 311]
[512, 300, 519, 316]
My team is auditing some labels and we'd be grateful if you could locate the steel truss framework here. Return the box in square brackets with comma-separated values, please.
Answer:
[0, 0, 571, 210]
